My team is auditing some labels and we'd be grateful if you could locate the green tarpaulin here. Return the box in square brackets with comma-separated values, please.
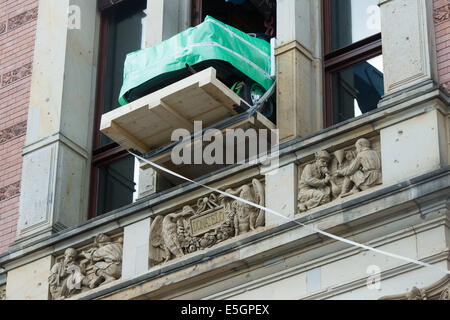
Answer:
[119, 16, 273, 105]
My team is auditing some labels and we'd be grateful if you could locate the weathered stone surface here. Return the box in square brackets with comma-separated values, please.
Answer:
[380, 0, 437, 93]
[265, 163, 297, 226]
[380, 275, 450, 300]
[122, 219, 150, 280]
[381, 110, 446, 185]
[6, 256, 52, 300]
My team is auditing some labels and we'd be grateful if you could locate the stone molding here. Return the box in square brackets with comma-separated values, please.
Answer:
[379, 275, 450, 300]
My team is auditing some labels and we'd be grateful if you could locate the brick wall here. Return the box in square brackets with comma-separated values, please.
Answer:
[0, 0, 38, 253]
[434, 0, 450, 92]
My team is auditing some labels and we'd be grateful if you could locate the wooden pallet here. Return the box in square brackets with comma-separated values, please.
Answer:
[100, 67, 242, 153]
[140, 111, 276, 184]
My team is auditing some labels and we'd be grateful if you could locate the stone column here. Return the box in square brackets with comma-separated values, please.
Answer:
[265, 163, 298, 226]
[379, 0, 438, 96]
[276, 0, 324, 142]
[122, 218, 151, 279]
[14, 0, 99, 245]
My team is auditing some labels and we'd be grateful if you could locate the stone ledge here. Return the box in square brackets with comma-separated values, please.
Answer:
[74, 169, 449, 300]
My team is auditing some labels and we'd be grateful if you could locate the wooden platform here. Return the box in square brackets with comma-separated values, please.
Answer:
[100, 67, 243, 153]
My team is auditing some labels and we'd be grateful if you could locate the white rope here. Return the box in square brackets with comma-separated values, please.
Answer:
[130, 151, 450, 275]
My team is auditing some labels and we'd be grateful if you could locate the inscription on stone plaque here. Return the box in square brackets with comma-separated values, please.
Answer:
[190, 207, 226, 236]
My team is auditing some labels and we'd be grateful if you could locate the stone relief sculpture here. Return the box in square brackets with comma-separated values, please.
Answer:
[48, 233, 123, 300]
[150, 179, 265, 266]
[335, 138, 382, 197]
[298, 150, 332, 212]
[298, 138, 382, 213]
[0, 286, 5, 300]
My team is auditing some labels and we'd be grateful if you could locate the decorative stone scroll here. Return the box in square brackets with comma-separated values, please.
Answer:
[298, 138, 382, 213]
[379, 275, 450, 300]
[149, 179, 265, 266]
[48, 233, 123, 300]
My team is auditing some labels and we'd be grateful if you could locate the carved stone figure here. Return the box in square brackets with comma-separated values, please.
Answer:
[224, 179, 265, 236]
[48, 233, 123, 300]
[336, 138, 382, 197]
[407, 286, 427, 300]
[298, 138, 382, 213]
[298, 150, 332, 212]
[150, 206, 196, 265]
[149, 179, 265, 266]
[0, 286, 6, 300]
[439, 287, 450, 300]
[49, 248, 86, 300]
[79, 234, 123, 288]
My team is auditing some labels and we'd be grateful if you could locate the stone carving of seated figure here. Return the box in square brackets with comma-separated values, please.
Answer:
[80, 234, 123, 288]
[336, 138, 382, 197]
[298, 150, 332, 212]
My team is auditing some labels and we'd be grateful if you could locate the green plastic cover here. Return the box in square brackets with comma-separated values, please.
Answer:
[118, 16, 273, 106]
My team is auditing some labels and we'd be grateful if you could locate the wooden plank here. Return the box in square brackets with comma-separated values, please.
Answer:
[101, 67, 249, 154]
[159, 100, 194, 131]
[110, 121, 150, 153]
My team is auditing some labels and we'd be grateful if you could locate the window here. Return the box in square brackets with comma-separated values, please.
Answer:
[191, 0, 276, 35]
[89, 0, 147, 218]
[323, 0, 383, 127]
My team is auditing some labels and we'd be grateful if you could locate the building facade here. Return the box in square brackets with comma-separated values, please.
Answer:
[0, 0, 449, 300]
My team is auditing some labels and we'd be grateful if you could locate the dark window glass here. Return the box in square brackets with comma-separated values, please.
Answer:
[100, 0, 146, 146]
[96, 155, 136, 216]
[91, 0, 146, 218]
[331, 55, 384, 124]
[330, 0, 380, 51]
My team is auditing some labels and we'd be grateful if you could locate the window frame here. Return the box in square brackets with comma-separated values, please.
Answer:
[89, 0, 138, 219]
[322, 0, 383, 127]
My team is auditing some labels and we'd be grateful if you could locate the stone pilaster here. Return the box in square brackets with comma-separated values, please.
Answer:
[275, 0, 324, 141]
[15, 0, 99, 244]
[379, 0, 438, 95]
[122, 218, 151, 279]
[265, 163, 298, 226]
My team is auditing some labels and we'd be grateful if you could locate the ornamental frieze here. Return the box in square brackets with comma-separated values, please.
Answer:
[48, 233, 123, 300]
[298, 138, 382, 213]
[149, 179, 265, 266]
